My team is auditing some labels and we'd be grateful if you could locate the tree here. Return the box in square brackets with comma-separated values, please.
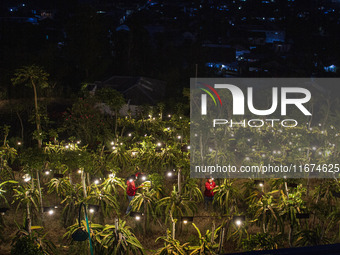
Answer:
[12, 65, 49, 148]
[95, 87, 125, 138]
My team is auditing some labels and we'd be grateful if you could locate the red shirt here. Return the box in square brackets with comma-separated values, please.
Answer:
[126, 180, 137, 196]
[204, 181, 216, 197]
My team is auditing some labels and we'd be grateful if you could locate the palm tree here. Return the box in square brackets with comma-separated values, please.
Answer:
[12, 65, 49, 148]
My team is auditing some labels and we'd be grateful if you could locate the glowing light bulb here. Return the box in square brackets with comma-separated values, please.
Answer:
[167, 172, 172, 177]
[94, 179, 99, 185]
[235, 220, 242, 226]
[23, 174, 31, 182]
[142, 176, 146, 181]
[89, 208, 94, 213]
[135, 216, 141, 221]
[183, 220, 188, 224]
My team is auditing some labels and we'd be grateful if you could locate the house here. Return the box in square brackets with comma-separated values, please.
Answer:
[88, 76, 166, 116]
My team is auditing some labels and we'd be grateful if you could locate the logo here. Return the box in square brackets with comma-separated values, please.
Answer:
[199, 83, 222, 115]
[201, 84, 312, 116]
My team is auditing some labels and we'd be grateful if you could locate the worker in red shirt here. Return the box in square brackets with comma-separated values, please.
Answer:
[204, 178, 216, 210]
[126, 174, 144, 214]
[126, 175, 137, 214]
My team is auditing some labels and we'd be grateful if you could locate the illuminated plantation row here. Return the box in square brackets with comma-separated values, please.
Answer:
[0, 66, 339, 254]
